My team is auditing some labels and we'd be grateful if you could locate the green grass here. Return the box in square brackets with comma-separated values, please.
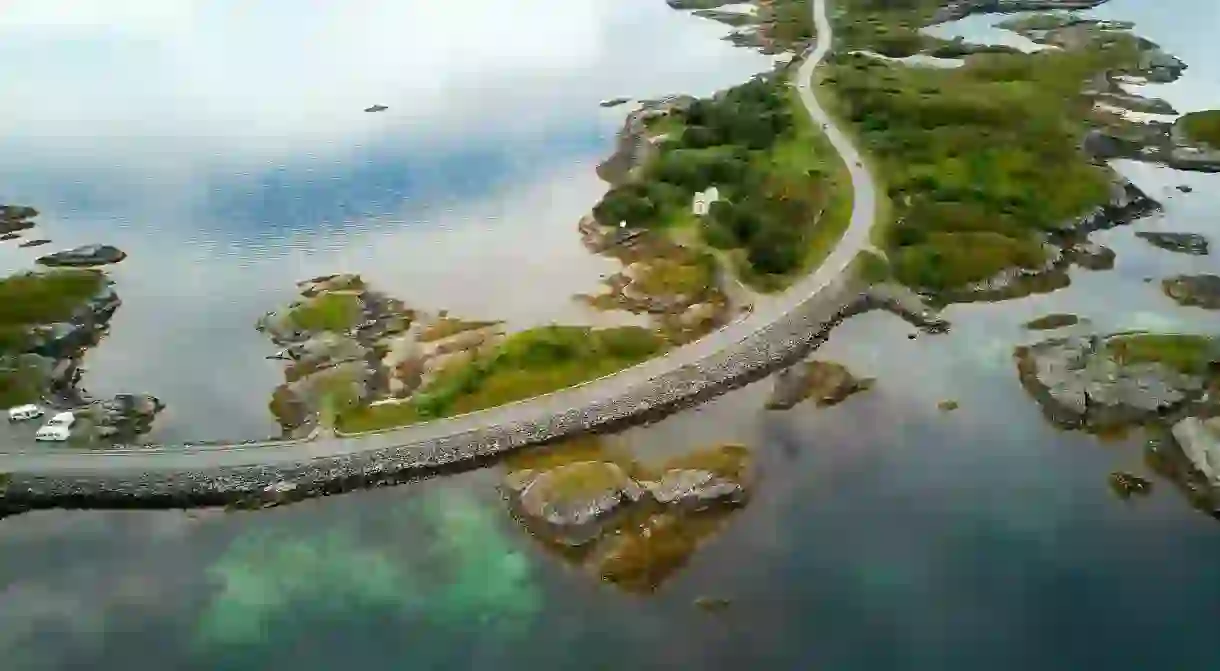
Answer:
[851, 250, 891, 284]
[631, 252, 716, 299]
[1179, 110, 1220, 149]
[0, 269, 105, 355]
[418, 317, 500, 343]
[824, 44, 1126, 291]
[0, 361, 48, 407]
[287, 292, 362, 333]
[338, 326, 667, 432]
[1105, 334, 1219, 376]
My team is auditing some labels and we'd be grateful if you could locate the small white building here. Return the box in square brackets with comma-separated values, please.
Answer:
[691, 186, 721, 217]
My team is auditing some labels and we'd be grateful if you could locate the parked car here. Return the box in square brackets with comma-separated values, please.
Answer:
[44, 411, 75, 430]
[7, 404, 44, 422]
[34, 426, 70, 442]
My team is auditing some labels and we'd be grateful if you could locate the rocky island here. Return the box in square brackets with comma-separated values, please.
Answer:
[501, 437, 751, 592]
[1016, 332, 1220, 515]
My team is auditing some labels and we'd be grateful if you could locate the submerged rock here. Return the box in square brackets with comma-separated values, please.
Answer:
[1024, 313, 1081, 331]
[1135, 231, 1210, 256]
[766, 360, 874, 410]
[1108, 471, 1152, 499]
[1162, 274, 1220, 309]
[37, 244, 127, 267]
[0, 233, 19, 242]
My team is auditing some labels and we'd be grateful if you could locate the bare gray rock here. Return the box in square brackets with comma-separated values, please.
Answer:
[37, 244, 127, 267]
[505, 461, 646, 546]
[1016, 335, 1206, 428]
[643, 469, 746, 510]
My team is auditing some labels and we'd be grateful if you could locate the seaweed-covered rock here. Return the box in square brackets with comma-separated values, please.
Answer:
[1162, 274, 1220, 309]
[1108, 471, 1152, 499]
[1024, 313, 1080, 331]
[1135, 231, 1209, 256]
[766, 360, 874, 410]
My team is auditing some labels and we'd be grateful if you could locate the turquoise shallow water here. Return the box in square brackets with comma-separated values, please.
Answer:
[2, 1, 1220, 669]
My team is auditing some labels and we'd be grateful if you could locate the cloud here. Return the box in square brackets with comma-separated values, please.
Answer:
[0, 0, 772, 169]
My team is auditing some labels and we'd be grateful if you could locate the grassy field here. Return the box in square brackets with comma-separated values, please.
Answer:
[823, 46, 1124, 290]
[338, 326, 667, 432]
[0, 269, 105, 353]
[1105, 334, 1219, 376]
[621, 74, 855, 293]
[287, 292, 362, 333]
[0, 268, 107, 405]
[1179, 110, 1220, 148]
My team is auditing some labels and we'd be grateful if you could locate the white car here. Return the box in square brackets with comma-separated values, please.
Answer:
[34, 426, 71, 442]
[7, 404, 44, 421]
[44, 411, 75, 430]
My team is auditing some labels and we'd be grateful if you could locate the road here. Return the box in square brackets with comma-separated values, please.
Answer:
[0, 0, 877, 475]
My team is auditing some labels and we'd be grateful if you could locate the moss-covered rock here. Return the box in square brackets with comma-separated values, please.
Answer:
[766, 360, 874, 410]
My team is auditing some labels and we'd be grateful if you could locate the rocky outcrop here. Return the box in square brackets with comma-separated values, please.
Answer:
[1015, 335, 1207, 429]
[84, 394, 166, 440]
[501, 441, 751, 591]
[1024, 313, 1080, 331]
[0, 205, 37, 235]
[595, 96, 695, 187]
[1135, 231, 1209, 256]
[1171, 417, 1220, 487]
[931, 0, 1107, 25]
[1162, 274, 1220, 309]
[18, 239, 51, 248]
[505, 461, 646, 546]
[36, 244, 127, 268]
[1068, 241, 1115, 270]
[765, 359, 874, 410]
[259, 274, 503, 435]
[641, 469, 746, 510]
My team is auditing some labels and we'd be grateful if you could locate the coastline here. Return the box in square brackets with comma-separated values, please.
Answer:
[0, 0, 900, 509]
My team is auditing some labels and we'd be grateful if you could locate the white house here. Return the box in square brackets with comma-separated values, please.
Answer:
[691, 186, 721, 217]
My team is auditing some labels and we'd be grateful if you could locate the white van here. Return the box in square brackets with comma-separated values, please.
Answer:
[34, 425, 71, 442]
[7, 404, 44, 422]
[44, 412, 75, 430]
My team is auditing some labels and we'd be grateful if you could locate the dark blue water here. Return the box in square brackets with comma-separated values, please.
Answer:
[2, 1, 1219, 669]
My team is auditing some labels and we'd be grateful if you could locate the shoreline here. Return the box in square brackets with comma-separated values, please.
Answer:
[0, 0, 899, 509]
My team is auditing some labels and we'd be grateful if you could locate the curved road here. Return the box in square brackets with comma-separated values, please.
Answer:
[0, 0, 875, 474]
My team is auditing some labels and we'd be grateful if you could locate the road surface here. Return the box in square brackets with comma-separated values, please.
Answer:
[0, 0, 877, 475]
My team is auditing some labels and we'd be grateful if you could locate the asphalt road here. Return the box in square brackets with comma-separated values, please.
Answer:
[0, 0, 877, 474]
